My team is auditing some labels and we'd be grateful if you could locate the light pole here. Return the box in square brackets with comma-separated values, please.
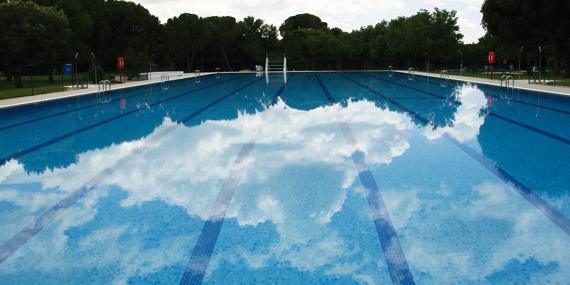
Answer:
[90, 53, 97, 85]
[74, 52, 79, 88]
[148, 54, 154, 81]
[458, 50, 463, 76]
[518, 46, 524, 80]
[538, 45, 542, 82]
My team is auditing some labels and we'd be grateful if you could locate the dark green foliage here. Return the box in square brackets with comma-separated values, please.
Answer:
[10, 0, 564, 79]
[0, 0, 71, 87]
[282, 11, 463, 70]
[279, 13, 328, 37]
[481, 0, 570, 75]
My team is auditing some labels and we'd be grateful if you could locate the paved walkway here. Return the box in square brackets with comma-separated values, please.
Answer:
[398, 70, 570, 97]
[0, 72, 214, 110]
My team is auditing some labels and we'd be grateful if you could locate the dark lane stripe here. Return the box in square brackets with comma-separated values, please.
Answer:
[339, 73, 570, 237]
[357, 73, 570, 146]
[179, 81, 287, 285]
[446, 137, 570, 236]
[316, 74, 416, 285]
[178, 143, 255, 285]
[379, 72, 570, 117]
[0, 74, 241, 132]
[0, 76, 251, 167]
[359, 73, 460, 104]
[179, 81, 288, 285]
[340, 74, 430, 125]
[488, 112, 570, 145]
[0, 78, 263, 265]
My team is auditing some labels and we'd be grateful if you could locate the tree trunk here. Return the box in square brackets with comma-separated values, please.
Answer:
[189, 51, 195, 71]
[550, 40, 562, 76]
[5, 71, 13, 82]
[185, 51, 190, 72]
[14, 72, 23, 88]
[221, 48, 232, 71]
[564, 55, 570, 77]
[49, 68, 54, 83]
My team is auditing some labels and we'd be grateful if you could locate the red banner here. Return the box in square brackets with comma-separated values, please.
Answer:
[117, 57, 125, 70]
[488, 52, 496, 65]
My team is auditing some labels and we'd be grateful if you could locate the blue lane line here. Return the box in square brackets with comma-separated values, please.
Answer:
[488, 112, 570, 145]
[446, 137, 570, 236]
[0, 78, 263, 265]
[359, 73, 460, 104]
[338, 73, 570, 237]
[374, 72, 570, 117]
[178, 143, 256, 285]
[357, 73, 570, 146]
[0, 76, 252, 167]
[179, 81, 288, 285]
[0, 74, 240, 133]
[315, 74, 416, 285]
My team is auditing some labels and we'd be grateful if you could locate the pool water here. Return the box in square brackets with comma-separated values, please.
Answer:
[0, 72, 569, 284]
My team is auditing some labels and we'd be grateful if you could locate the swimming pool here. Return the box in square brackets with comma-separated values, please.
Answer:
[0, 71, 569, 284]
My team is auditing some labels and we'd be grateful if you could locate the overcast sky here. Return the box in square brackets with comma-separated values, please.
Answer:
[130, 0, 485, 43]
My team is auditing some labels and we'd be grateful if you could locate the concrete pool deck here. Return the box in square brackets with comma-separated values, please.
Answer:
[396, 70, 570, 97]
[0, 72, 215, 110]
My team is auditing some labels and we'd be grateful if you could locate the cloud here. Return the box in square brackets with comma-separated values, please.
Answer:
[2, 86, 570, 284]
[130, 0, 485, 43]
[0, 99, 415, 283]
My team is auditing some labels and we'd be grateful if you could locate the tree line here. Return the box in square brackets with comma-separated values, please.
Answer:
[1, 0, 568, 88]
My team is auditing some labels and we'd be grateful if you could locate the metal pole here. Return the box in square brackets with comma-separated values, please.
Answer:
[30, 73, 33, 96]
[91, 53, 97, 85]
[518, 46, 524, 80]
[538, 45, 542, 83]
[458, 50, 463, 76]
[74, 52, 79, 88]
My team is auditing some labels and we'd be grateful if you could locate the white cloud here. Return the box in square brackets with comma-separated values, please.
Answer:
[130, 0, 485, 43]
[2, 86, 570, 284]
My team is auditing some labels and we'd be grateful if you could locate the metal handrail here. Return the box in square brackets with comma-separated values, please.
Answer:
[194, 70, 201, 84]
[501, 75, 515, 89]
[161, 75, 170, 90]
[97, 80, 112, 103]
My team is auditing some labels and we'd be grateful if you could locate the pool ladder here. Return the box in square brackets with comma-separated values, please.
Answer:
[97, 80, 112, 103]
[194, 70, 201, 84]
[161, 74, 170, 90]
[500, 74, 515, 89]
[440, 70, 449, 79]
[407, 68, 415, 80]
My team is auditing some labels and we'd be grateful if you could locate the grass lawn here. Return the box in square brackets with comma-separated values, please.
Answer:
[0, 73, 89, 100]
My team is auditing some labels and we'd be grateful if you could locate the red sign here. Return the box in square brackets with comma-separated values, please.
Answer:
[488, 52, 496, 65]
[117, 57, 125, 70]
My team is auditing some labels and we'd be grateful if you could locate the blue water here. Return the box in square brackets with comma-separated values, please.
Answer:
[0, 72, 569, 284]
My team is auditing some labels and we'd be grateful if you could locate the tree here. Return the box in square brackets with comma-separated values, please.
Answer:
[482, 0, 570, 75]
[0, 0, 71, 87]
[237, 16, 278, 67]
[279, 13, 328, 37]
[203, 16, 240, 71]
[386, 9, 462, 69]
[165, 13, 209, 71]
